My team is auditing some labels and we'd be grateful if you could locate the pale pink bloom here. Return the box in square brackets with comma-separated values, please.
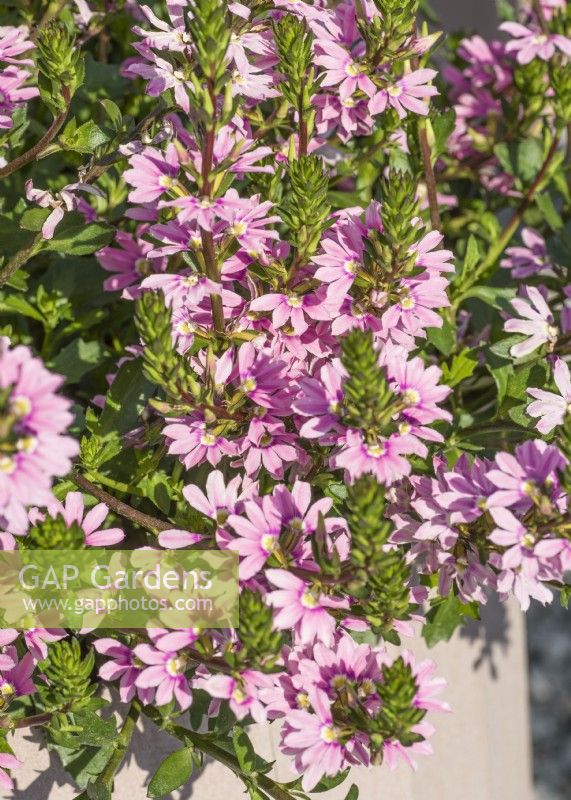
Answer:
[0, 646, 36, 698]
[141, 271, 222, 310]
[504, 286, 558, 358]
[293, 360, 346, 439]
[134, 643, 192, 710]
[410, 231, 455, 273]
[183, 470, 253, 525]
[280, 687, 349, 791]
[0, 26, 35, 64]
[128, 54, 192, 113]
[226, 495, 281, 579]
[500, 21, 571, 64]
[0, 753, 22, 791]
[250, 293, 312, 335]
[195, 669, 273, 723]
[163, 415, 238, 469]
[527, 358, 571, 434]
[43, 492, 125, 546]
[332, 430, 416, 485]
[0, 341, 78, 536]
[266, 569, 348, 647]
[98, 230, 167, 297]
[315, 41, 375, 100]
[387, 356, 452, 426]
[240, 420, 303, 480]
[157, 529, 203, 548]
[369, 69, 438, 118]
[25, 179, 103, 239]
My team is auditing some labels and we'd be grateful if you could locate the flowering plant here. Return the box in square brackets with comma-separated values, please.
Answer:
[0, 0, 570, 797]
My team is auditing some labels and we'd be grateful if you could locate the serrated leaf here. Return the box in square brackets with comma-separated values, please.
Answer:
[147, 748, 194, 798]
[61, 120, 110, 154]
[312, 768, 350, 792]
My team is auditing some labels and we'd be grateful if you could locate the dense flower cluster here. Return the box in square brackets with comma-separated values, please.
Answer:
[0, 0, 569, 796]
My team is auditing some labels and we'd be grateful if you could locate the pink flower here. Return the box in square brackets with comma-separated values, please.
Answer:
[280, 687, 349, 791]
[293, 360, 346, 439]
[504, 286, 558, 357]
[315, 42, 375, 100]
[331, 430, 415, 485]
[250, 293, 312, 336]
[163, 415, 238, 469]
[134, 643, 192, 710]
[0, 340, 79, 536]
[486, 440, 565, 510]
[266, 569, 347, 647]
[0, 646, 36, 700]
[240, 421, 303, 479]
[227, 495, 282, 579]
[25, 179, 103, 239]
[527, 358, 571, 434]
[43, 492, 125, 546]
[123, 144, 180, 204]
[501, 228, 552, 279]
[98, 230, 166, 297]
[94, 637, 155, 704]
[500, 21, 571, 64]
[388, 356, 451, 426]
[0, 752, 22, 791]
[235, 343, 288, 408]
[195, 669, 273, 723]
[182, 469, 253, 525]
[369, 69, 438, 118]
[0, 66, 38, 129]
[0, 26, 35, 64]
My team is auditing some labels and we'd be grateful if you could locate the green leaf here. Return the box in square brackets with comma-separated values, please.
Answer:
[427, 319, 455, 356]
[536, 193, 563, 231]
[441, 349, 478, 388]
[147, 747, 194, 798]
[422, 593, 479, 648]
[73, 711, 117, 747]
[0, 294, 45, 322]
[52, 339, 103, 383]
[99, 99, 122, 129]
[61, 120, 110, 153]
[495, 139, 544, 185]
[344, 786, 359, 800]
[462, 285, 515, 311]
[489, 334, 526, 360]
[312, 768, 351, 792]
[560, 584, 570, 609]
[455, 234, 480, 285]
[431, 110, 456, 159]
[86, 781, 111, 800]
[20, 207, 52, 231]
[233, 727, 256, 774]
[98, 359, 153, 436]
[46, 213, 113, 256]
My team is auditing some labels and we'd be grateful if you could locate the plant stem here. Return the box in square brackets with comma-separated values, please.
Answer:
[0, 231, 44, 289]
[0, 87, 71, 179]
[97, 700, 141, 788]
[71, 471, 173, 533]
[453, 136, 560, 309]
[417, 118, 441, 233]
[143, 711, 299, 800]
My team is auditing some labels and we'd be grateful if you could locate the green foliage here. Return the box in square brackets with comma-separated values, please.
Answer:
[135, 292, 201, 403]
[147, 747, 195, 798]
[228, 589, 284, 671]
[36, 22, 85, 112]
[369, 657, 425, 760]
[341, 330, 396, 434]
[346, 476, 412, 639]
[25, 514, 85, 549]
[38, 639, 97, 711]
[279, 155, 330, 259]
[422, 592, 480, 648]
